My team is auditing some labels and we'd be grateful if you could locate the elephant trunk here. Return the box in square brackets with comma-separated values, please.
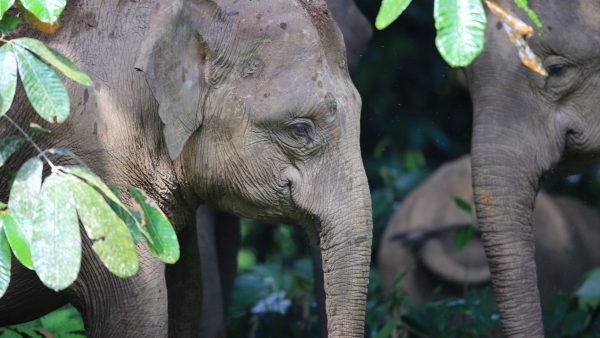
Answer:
[318, 169, 372, 337]
[471, 127, 545, 337]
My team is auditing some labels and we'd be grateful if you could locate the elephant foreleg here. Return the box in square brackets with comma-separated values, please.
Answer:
[67, 239, 168, 338]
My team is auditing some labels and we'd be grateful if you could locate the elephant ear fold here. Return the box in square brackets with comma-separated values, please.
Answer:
[135, 0, 209, 160]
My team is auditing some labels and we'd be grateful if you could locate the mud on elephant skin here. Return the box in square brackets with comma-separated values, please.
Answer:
[0, 0, 372, 337]
[378, 156, 600, 307]
[466, 1, 600, 336]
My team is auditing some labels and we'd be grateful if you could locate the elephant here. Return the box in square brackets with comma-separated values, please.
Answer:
[0, 0, 373, 337]
[192, 1, 373, 335]
[466, 1, 600, 336]
[378, 156, 600, 307]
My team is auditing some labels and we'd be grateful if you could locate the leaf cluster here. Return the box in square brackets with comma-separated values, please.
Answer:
[375, 0, 545, 74]
[0, 0, 180, 297]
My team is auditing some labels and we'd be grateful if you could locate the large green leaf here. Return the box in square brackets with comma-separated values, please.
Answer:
[434, 0, 487, 67]
[0, 44, 17, 117]
[13, 38, 93, 86]
[32, 173, 81, 291]
[8, 156, 43, 251]
[375, 0, 413, 30]
[108, 186, 143, 243]
[0, 136, 25, 167]
[576, 268, 600, 310]
[65, 175, 138, 278]
[1, 210, 33, 269]
[59, 165, 149, 239]
[13, 45, 69, 123]
[18, 0, 65, 24]
[0, 228, 10, 298]
[130, 187, 179, 264]
[0, 0, 14, 19]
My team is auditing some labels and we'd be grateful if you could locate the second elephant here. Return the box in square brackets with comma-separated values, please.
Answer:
[379, 156, 600, 305]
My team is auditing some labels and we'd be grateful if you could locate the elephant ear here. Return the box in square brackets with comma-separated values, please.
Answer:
[136, 0, 209, 160]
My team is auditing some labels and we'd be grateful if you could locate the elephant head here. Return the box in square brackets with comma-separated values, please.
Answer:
[466, 1, 600, 336]
[135, 0, 372, 336]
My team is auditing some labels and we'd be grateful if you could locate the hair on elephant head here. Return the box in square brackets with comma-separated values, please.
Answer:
[135, 1, 372, 336]
[466, 1, 600, 336]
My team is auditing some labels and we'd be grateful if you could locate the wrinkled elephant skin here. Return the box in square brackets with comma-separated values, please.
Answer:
[0, 1, 372, 337]
[467, 1, 600, 336]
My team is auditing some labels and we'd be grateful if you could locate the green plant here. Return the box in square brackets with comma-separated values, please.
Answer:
[375, 0, 546, 74]
[0, 305, 84, 338]
[0, 0, 179, 298]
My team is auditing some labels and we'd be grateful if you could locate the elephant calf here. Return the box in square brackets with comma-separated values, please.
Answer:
[379, 156, 600, 306]
[0, 0, 373, 337]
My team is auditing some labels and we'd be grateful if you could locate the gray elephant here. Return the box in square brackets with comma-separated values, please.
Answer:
[378, 156, 600, 307]
[192, 1, 373, 335]
[466, 1, 600, 336]
[0, 0, 372, 337]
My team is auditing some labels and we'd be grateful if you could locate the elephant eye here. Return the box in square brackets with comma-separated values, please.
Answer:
[548, 64, 566, 77]
[291, 123, 310, 138]
[542, 56, 580, 98]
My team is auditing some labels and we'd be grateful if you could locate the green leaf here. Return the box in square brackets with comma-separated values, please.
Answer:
[29, 122, 52, 134]
[374, 319, 399, 338]
[59, 166, 148, 239]
[1, 210, 33, 269]
[32, 173, 81, 291]
[13, 45, 69, 123]
[65, 175, 138, 278]
[8, 156, 43, 252]
[0, 228, 11, 298]
[513, 0, 542, 30]
[18, 0, 66, 24]
[434, 0, 487, 67]
[453, 224, 477, 251]
[13, 38, 93, 86]
[0, 44, 17, 116]
[39, 306, 84, 334]
[0, 14, 21, 35]
[0, 329, 22, 338]
[453, 196, 473, 215]
[576, 268, 600, 310]
[108, 186, 142, 243]
[130, 187, 179, 264]
[375, 0, 412, 30]
[0, 0, 14, 20]
[0, 136, 25, 167]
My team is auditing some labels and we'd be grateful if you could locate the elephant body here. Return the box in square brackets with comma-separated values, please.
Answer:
[379, 156, 600, 306]
[0, 0, 373, 337]
[467, 1, 600, 335]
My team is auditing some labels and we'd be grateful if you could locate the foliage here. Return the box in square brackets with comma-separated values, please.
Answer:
[376, 0, 545, 74]
[0, 0, 179, 297]
[0, 305, 84, 338]
[364, 268, 600, 338]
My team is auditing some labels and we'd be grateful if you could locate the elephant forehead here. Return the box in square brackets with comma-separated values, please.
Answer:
[532, 0, 600, 59]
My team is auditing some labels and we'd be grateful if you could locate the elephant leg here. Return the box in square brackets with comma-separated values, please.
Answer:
[196, 206, 226, 338]
[311, 247, 327, 338]
[0, 261, 67, 326]
[215, 211, 240, 316]
[67, 239, 168, 338]
[166, 218, 204, 337]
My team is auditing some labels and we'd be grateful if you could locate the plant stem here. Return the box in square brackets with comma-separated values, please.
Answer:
[2, 114, 56, 170]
